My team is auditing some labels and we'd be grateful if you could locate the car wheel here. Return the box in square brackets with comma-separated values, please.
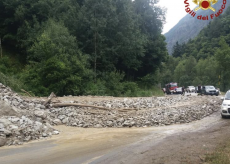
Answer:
[222, 114, 226, 119]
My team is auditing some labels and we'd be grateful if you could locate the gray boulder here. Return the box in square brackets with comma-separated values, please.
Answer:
[53, 119, 62, 125]
[0, 135, 7, 147]
[34, 110, 47, 119]
[0, 119, 12, 127]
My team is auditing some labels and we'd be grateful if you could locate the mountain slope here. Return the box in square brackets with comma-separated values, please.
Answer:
[165, 1, 230, 55]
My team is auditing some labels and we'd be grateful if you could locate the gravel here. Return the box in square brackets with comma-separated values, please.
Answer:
[0, 83, 222, 147]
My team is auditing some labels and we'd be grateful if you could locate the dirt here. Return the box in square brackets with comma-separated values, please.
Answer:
[91, 112, 228, 164]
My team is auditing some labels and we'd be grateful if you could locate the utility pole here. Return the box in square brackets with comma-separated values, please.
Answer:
[94, 10, 97, 84]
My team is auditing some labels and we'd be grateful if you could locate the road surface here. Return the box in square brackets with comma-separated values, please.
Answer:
[0, 111, 229, 164]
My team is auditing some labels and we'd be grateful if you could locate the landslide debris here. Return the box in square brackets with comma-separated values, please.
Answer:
[0, 84, 58, 147]
[0, 83, 222, 147]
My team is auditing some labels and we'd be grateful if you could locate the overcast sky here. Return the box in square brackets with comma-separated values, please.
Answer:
[157, 0, 196, 34]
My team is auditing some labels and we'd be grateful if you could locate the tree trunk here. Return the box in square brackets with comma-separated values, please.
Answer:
[43, 92, 56, 106]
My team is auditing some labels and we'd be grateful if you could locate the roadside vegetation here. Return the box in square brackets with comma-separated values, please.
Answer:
[2, 0, 230, 97]
[0, 0, 167, 97]
[205, 141, 230, 164]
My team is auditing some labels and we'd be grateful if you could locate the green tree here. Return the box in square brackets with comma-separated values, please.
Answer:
[23, 20, 90, 96]
[215, 37, 230, 91]
[172, 42, 184, 58]
[133, 0, 168, 78]
[75, 0, 147, 80]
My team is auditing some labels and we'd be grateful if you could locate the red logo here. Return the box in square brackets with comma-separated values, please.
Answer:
[184, 0, 227, 20]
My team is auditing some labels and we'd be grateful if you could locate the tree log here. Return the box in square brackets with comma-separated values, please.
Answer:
[52, 103, 110, 110]
[21, 89, 32, 97]
[43, 92, 56, 106]
[52, 103, 138, 112]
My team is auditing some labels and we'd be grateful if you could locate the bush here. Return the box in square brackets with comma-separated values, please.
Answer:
[122, 82, 139, 97]
[0, 72, 28, 94]
[137, 86, 164, 97]
[103, 71, 125, 96]
[84, 80, 107, 96]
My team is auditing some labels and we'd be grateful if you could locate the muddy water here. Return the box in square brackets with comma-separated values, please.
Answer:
[0, 112, 222, 164]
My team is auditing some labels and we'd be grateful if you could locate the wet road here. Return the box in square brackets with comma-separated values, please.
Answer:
[0, 111, 224, 164]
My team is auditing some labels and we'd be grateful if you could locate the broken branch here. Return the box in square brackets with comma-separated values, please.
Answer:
[43, 92, 56, 106]
[21, 89, 32, 97]
[52, 103, 110, 110]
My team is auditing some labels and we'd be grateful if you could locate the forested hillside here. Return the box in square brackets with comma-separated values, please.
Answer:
[161, 6, 230, 92]
[0, 0, 167, 96]
[165, 1, 230, 55]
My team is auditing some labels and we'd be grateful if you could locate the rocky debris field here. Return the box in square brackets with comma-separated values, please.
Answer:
[0, 83, 222, 147]
[48, 98, 220, 128]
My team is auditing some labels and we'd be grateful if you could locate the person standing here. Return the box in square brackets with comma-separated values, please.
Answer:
[182, 86, 185, 96]
[198, 85, 202, 95]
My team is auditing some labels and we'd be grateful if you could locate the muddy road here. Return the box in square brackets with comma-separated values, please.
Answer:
[0, 111, 229, 164]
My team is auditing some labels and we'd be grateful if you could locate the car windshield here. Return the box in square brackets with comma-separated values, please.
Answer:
[206, 86, 215, 89]
[188, 86, 194, 88]
[170, 83, 177, 87]
[225, 92, 230, 100]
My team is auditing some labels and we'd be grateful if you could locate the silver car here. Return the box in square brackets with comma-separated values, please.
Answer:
[221, 91, 230, 118]
[175, 87, 182, 94]
[202, 86, 219, 96]
[187, 86, 195, 93]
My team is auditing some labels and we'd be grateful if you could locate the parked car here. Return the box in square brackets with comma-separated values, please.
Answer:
[195, 86, 198, 93]
[221, 91, 230, 118]
[186, 86, 195, 93]
[202, 85, 219, 96]
[175, 87, 183, 94]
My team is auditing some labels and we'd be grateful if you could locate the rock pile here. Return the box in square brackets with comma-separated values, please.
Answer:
[0, 84, 59, 147]
[0, 116, 59, 146]
[48, 99, 220, 128]
[0, 82, 222, 147]
[61, 96, 190, 110]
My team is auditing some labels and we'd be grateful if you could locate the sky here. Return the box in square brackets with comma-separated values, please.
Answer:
[157, 0, 196, 34]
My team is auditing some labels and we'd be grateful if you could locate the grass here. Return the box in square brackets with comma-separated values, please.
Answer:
[0, 72, 26, 93]
[205, 141, 230, 164]
[122, 86, 165, 97]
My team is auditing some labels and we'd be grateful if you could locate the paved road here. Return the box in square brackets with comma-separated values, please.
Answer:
[0, 111, 226, 164]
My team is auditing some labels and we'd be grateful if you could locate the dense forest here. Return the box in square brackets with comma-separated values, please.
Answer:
[0, 0, 167, 96]
[162, 6, 230, 92]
